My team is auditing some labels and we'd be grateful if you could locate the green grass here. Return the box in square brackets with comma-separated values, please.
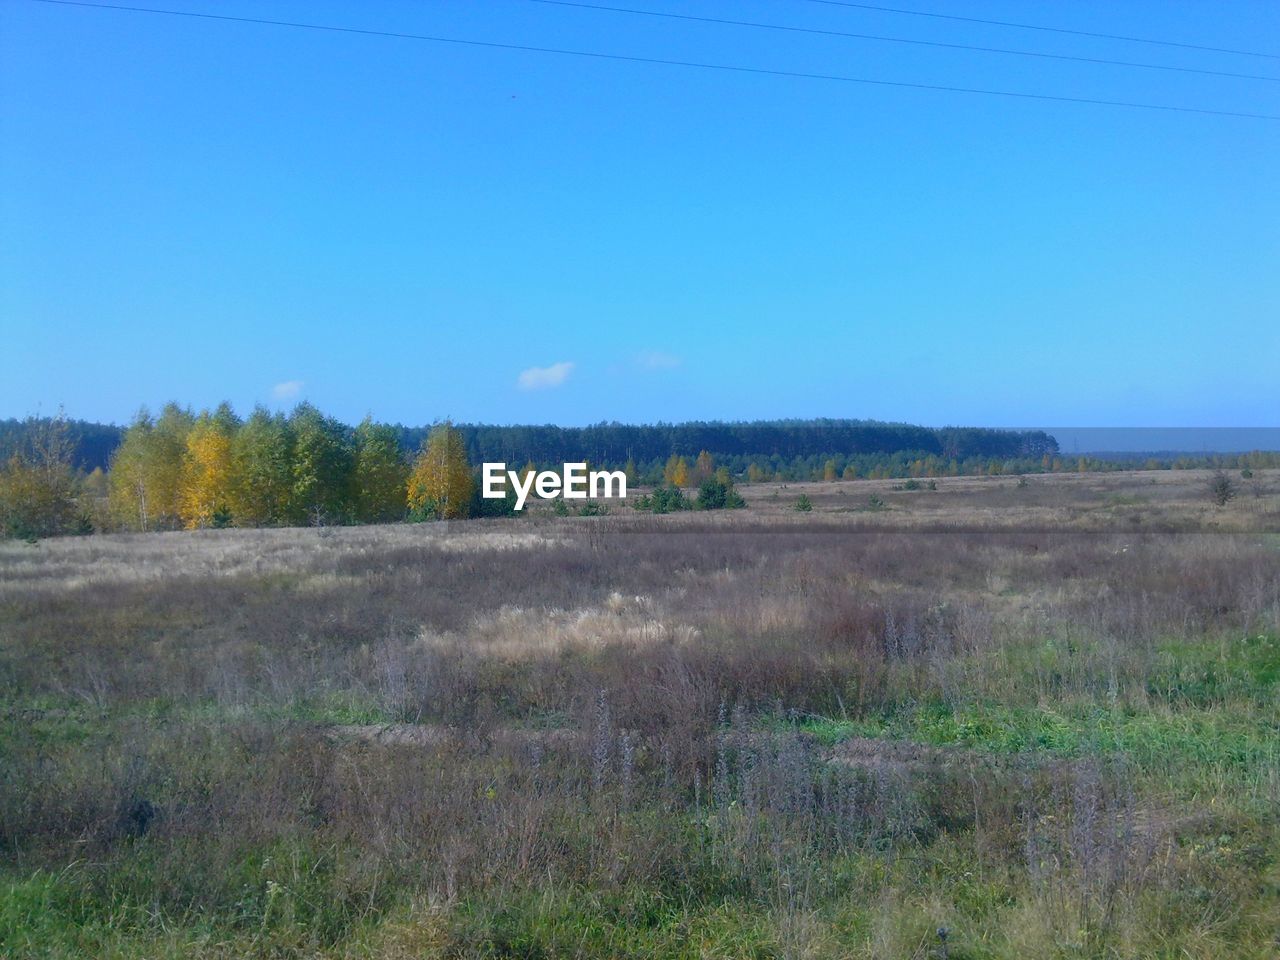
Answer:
[779, 637, 1280, 797]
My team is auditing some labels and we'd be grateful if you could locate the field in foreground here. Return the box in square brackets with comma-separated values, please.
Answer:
[2, 472, 1278, 958]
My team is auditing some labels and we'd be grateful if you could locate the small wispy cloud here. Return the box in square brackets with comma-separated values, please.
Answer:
[517, 361, 574, 390]
[271, 380, 304, 401]
[635, 350, 681, 371]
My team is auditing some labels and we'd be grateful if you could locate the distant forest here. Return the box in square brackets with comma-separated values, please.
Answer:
[2, 416, 1055, 475]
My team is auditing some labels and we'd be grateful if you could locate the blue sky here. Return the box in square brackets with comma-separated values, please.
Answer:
[3, 0, 1278, 427]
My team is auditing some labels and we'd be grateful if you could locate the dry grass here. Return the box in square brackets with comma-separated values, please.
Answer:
[2, 471, 1278, 957]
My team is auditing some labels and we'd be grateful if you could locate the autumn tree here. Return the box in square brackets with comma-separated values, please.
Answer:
[408, 422, 472, 519]
[228, 408, 294, 526]
[823, 459, 838, 482]
[692, 450, 715, 485]
[82, 467, 108, 499]
[108, 412, 153, 530]
[747, 462, 767, 483]
[0, 412, 78, 539]
[353, 416, 408, 523]
[179, 404, 238, 529]
[664, 454, 689, 488]
[108, 404, 192, 530]
[289, 403, 355, 525]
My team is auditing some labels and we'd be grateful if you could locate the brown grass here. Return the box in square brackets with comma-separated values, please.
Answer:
[1, 470, 1278, 957]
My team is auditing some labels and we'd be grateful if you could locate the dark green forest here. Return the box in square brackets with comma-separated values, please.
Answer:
[3, 416, 1054, 475]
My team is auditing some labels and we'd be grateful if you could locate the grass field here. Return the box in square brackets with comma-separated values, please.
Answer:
[2, 471, 1278, 958]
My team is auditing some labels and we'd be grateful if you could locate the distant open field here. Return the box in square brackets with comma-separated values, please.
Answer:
[2, 470, 1278, 958]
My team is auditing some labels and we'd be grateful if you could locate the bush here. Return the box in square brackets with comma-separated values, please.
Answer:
[1208, 470, 1236, 507]
[695, 478, 745, 511]
[793, 494, 812, 512]
[634, 485, 689, 514]
[470, 485, 519, 518]
[408, 498, 441, 522]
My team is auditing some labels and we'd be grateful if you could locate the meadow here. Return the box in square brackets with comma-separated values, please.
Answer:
[2, 470, 1278, 958]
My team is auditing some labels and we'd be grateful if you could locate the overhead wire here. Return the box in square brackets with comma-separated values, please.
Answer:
[25, 0, 1280, 121]
[525, 0, 1280, 83]
[794, 0, 1280, 61]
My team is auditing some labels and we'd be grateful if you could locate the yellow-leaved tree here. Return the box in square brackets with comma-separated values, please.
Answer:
[180, 405, 237, 529]
[407, 422, 472, 519]
[108, 404, 193, 531]
[0, 412, 78, 540]
[663, 454, 689, 488]
[823, 459, 838, 482]
[692, 450, 715, 485]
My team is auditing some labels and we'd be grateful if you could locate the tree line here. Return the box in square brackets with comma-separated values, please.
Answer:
[422, 419, 1060, 470]
[3, 416, 1057, 474]
[0, 405, 493, 538]
[103, 403, 491, 531]
[4, 406, 1278, 539]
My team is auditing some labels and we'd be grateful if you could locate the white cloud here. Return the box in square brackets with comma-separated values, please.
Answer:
[271, 380, 304, 400]
[635, 350, 681, 370]
[517, 361, 574, 390]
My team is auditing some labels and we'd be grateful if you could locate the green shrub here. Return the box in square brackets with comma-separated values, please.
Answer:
[696, 478, 745, 511]
[634, 485, 689, 514]
[1208, 470, 1236, 506]
[407, 498, 440, 522]
[793, 494, 812, 512]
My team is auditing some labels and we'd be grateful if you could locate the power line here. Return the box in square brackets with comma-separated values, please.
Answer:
[527, 0, 1280, 83]
[26, 0, 1280, 121]
[796, 0, 1280, 62]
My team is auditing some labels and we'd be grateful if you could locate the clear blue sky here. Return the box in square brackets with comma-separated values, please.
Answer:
[3, 0, 1278, 427]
